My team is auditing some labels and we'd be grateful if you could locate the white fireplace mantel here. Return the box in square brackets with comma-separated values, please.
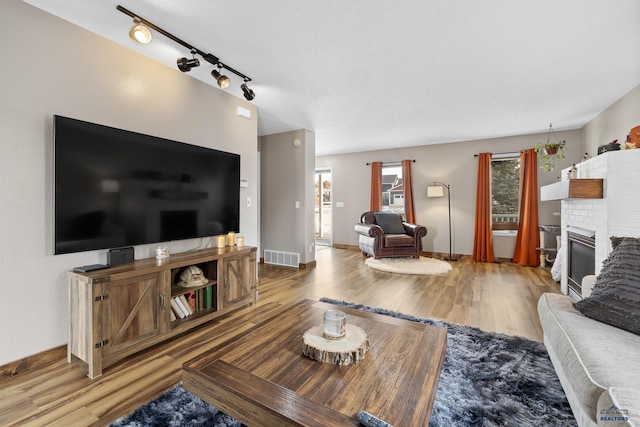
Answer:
[558, 149, 640, 296]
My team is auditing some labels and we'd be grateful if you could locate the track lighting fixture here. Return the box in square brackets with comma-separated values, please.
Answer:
[177, 51, 200, 72]
[211, 65, 230, 89]
[129, 19, 152, 44]
[117, 5, 256, 101]
[241, 80, 255, 101]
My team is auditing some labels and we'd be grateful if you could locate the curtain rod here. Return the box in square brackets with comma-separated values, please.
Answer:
[366, 160, 416, 165]
[473, 151, 521, 158]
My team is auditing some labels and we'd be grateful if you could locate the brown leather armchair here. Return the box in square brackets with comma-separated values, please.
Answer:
[354, 211, 427, 259]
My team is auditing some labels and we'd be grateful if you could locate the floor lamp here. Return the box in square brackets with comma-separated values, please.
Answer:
[427, 182, 457, 261]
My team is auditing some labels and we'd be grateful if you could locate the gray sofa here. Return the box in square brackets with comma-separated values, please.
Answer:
[538, 278, 640, 427]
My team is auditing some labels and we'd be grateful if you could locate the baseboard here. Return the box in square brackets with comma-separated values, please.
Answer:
[298, 260, 317, 269]
[0, 345, 67, 382]
[332, 243, 359, 251]
[259, 257, 317, 269]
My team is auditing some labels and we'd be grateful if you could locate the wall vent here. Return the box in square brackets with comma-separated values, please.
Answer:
[264, 250, 300, 268]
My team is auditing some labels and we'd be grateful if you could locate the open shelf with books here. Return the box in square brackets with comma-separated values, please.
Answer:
[68, 246, 256, 379]
[170, 275, 219, 325]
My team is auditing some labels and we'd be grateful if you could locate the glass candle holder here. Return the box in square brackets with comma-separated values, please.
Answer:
[236, 236, 244, 247]
[217, 235, 226, 248]
[323, 310, 346, 340]
[227, 231, 235, 247]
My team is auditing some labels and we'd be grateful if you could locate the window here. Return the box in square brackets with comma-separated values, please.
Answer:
[381, 164, 404, 216]
[491, 157, 520, 230]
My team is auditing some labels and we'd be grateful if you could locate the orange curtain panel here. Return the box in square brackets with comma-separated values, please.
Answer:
[369, 161, 382, 211]
[472, 153, 495, 262]
[513, 149, 540, 266]
[401, 159, 416, 223]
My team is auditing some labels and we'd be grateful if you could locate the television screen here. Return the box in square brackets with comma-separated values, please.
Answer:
[54, 115, 240, 255]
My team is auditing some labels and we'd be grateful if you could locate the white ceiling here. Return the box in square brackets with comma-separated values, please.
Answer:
[23, 0, 640, 156]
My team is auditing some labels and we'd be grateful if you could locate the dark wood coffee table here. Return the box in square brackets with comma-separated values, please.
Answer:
[183, 299, 447, 426]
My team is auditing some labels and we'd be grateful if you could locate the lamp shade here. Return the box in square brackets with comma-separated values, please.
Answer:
[427, 185, 444, 198]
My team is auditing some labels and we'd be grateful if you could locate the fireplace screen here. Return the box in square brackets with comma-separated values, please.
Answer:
[567, 230, 595, 299]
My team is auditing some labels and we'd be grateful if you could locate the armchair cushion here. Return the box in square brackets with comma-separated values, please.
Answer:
[373, 211, 405, 234]
[384, 235, 415, 247]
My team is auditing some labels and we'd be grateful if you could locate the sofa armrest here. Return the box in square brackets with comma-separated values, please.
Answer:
[354, 223, 384, 238]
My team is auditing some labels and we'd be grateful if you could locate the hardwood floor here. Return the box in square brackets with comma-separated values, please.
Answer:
[0, 247, 562, 427]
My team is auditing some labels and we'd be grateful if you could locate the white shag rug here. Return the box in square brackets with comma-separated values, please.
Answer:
[365, 256, 452, 275]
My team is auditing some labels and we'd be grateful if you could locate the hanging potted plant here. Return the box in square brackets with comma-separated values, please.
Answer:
[534, 123, 566, 172]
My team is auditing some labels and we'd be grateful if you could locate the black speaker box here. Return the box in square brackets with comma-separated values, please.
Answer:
[107, 246, 134, 266]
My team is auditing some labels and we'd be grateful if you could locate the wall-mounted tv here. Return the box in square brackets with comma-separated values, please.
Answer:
[54, 115, 240, 255]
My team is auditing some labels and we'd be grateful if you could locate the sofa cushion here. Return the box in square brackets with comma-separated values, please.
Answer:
[574, 236, 640, 335]
[373, 212, 405, 234]
[590, 236, 640, 293]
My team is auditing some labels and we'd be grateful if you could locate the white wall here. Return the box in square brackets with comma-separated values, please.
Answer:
[260, 130, 316, 264]
[316, 130, 581, 257]
[0, 0, 258, 365]
[582, 84, 640, 155]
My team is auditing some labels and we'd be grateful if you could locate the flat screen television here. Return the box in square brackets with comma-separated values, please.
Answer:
[54, 115, 240, 255]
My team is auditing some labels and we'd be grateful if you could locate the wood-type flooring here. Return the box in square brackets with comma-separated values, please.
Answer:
[0, 247, 562, 426]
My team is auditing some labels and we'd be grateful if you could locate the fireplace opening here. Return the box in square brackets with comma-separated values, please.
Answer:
[567, 229, 595, 299]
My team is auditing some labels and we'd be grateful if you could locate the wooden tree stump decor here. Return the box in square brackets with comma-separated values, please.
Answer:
[302, 324, 369, 365]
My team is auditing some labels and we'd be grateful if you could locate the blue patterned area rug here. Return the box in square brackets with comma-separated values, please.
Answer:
[111, 298, 576, 427]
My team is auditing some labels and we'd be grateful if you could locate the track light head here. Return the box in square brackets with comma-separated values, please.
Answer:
[211, 66, 230, 89]
[129, 19, 152, 44]
[241, 82, 255, 101]
[177, 56, 200, 73]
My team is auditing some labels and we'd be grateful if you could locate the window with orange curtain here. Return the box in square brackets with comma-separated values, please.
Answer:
[472, 152, 495, 262]
[370, 161, 415, 221]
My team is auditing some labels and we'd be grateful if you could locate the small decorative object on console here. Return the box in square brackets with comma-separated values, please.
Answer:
[178, 265, 209, 288]
[324, 310, 346, 339]
[569, 164, 578, 180]
[597, 139, 620, 155]
[629, 125, 640, 144]
[302, 322, 369, 365]
[155, 246, 169, 259]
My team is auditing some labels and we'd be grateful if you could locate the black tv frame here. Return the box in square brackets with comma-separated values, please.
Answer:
[53, 115, 240, 255]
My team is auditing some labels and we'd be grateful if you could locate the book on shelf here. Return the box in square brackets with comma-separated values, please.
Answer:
[170, 309, 177, 322]
[204, 286, 213, 309]
[195, 289, 204, 310]
[170, 298, 186, 319]
[178, 295, 193, 315]
[186, 292, 197, 312]
[174, 296, 191, 317]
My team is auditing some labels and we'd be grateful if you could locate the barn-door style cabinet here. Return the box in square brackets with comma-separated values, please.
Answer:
[68, 246, 256, 379]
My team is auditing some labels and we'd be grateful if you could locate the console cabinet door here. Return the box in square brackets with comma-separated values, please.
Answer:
[222, 252, 256, 307]
[100, 273, 162, 357]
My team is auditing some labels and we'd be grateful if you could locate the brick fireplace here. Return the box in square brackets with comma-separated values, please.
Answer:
[560, 149, 640, 297]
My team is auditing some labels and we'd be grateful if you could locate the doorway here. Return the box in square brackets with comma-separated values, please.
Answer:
[315, 169, 332, 246]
